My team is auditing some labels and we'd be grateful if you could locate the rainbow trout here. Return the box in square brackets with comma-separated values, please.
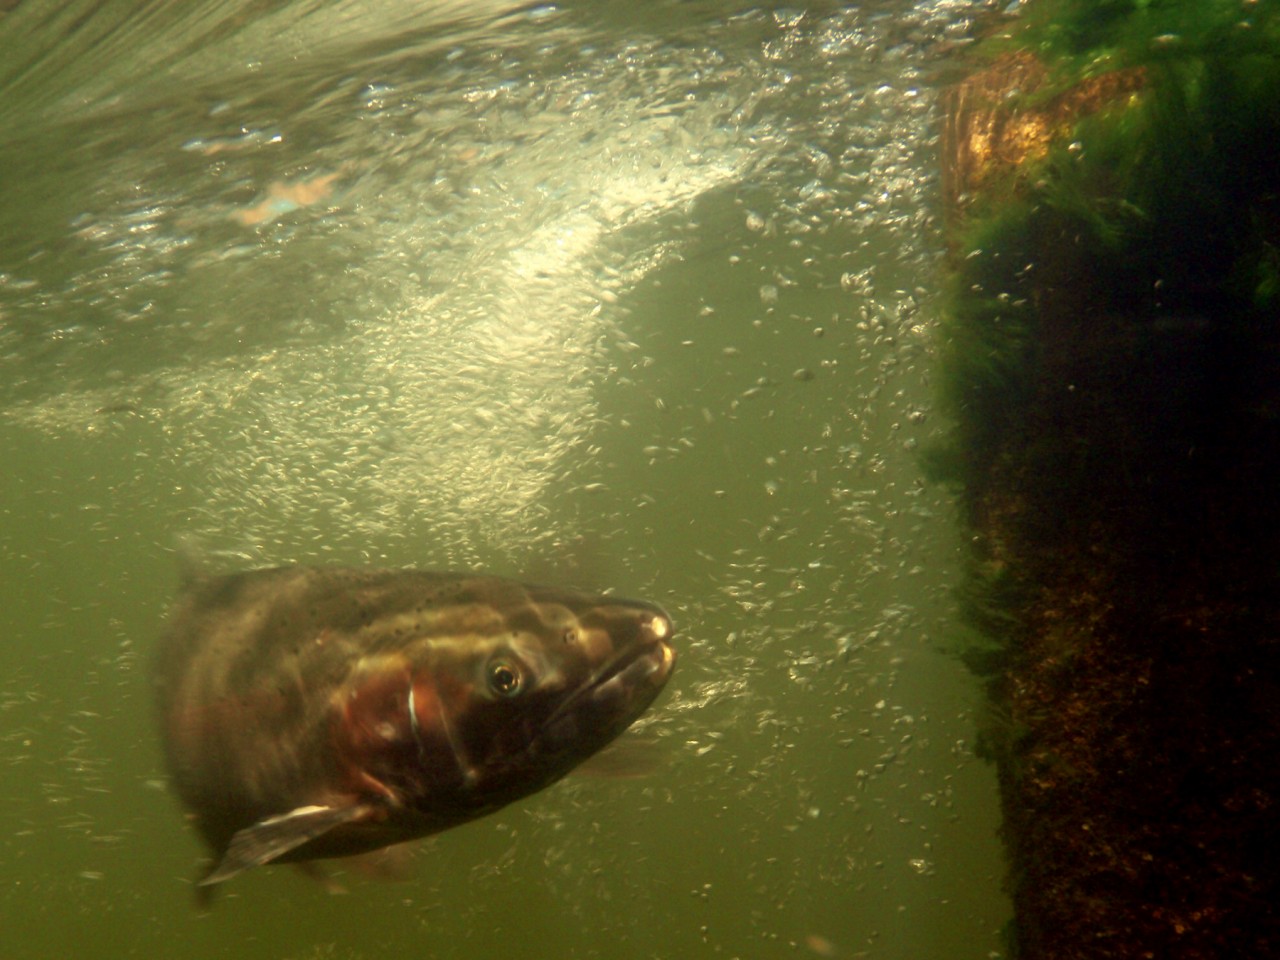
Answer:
[153, 566, 676, 892]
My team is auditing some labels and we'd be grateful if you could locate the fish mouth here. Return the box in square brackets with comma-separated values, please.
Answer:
[539, 613, 677, 750]
[583, 634, 676, 708]
[584, 606, 676, 706]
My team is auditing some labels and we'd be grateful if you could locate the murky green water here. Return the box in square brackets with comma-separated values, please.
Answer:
[0, 1, 1008, 957]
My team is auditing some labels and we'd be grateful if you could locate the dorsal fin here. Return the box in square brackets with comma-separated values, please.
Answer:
[173, 534, 267, 588]
[174, 533, 211, 588]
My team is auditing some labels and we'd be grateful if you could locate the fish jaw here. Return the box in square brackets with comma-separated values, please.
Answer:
[535, 604, 677, 760]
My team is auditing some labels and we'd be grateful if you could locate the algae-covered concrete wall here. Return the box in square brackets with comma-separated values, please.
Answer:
[937, 2, 1280, 956]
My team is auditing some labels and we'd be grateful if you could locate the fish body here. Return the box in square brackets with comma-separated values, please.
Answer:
[153, 566, 675, 889]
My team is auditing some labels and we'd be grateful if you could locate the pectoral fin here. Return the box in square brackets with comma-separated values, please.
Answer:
[199, 803, 372, 888]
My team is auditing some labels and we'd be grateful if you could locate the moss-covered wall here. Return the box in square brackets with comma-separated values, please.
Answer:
[936, 2, 1280, 956]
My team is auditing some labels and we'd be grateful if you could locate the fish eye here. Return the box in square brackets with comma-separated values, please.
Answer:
[562, 627, 578, 645]
[488, 659, 523, 697]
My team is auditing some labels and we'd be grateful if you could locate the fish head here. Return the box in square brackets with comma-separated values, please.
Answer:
[383, 582, 676, 812]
